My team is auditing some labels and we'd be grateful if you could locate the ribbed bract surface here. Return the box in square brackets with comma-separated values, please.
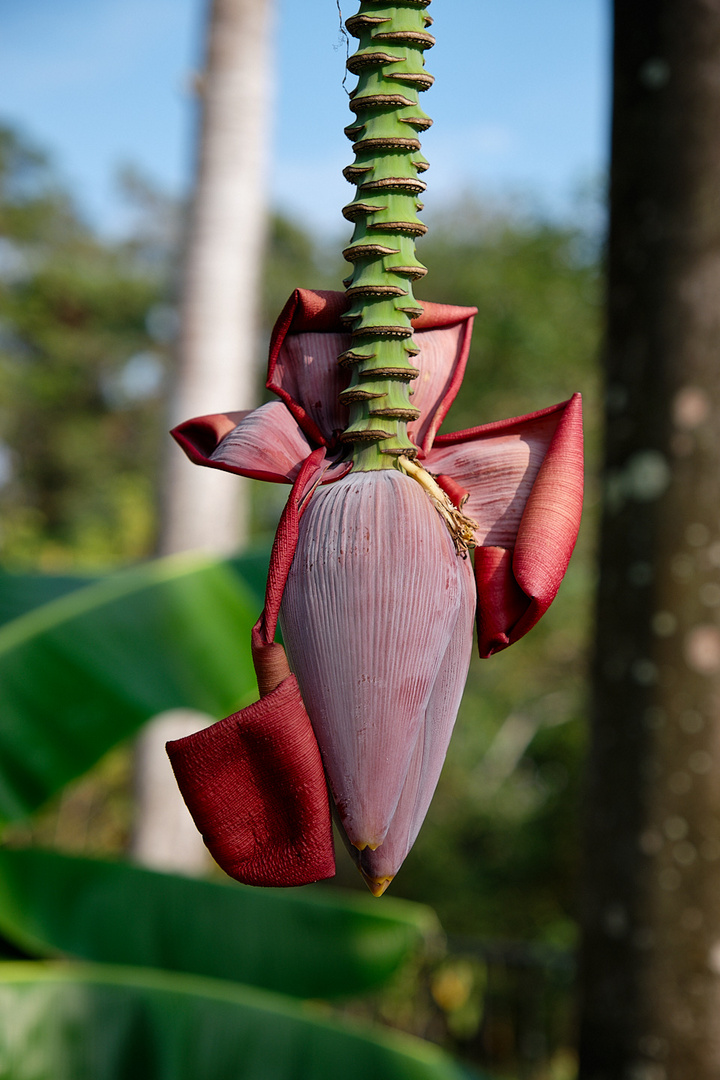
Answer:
[280, 470, 474, 856]
[355, 546, 474, 883]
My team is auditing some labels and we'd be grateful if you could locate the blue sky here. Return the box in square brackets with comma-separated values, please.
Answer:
[0, 0, 610, 237]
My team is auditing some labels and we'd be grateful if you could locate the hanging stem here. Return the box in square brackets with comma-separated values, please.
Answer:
[338, 0, 434, 471]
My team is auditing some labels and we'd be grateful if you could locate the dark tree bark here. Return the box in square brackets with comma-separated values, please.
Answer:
[578, 2, 720, 1078]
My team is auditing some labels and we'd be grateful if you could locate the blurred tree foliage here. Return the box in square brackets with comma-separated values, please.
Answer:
[417, 199, 601, 431]
[0, 122, 602, 958]
[0, 127, 173, 569]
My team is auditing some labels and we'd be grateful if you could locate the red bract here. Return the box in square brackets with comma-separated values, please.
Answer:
[167, 289, 583, 893]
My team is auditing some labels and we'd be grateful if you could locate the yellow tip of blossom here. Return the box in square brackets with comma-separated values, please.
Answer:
[359, 868, 395, 897]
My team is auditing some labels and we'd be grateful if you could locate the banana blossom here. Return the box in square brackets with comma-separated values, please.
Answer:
[167, 288, 583, 895]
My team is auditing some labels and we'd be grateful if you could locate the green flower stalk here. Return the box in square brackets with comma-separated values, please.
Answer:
[339, 0, 435, 471]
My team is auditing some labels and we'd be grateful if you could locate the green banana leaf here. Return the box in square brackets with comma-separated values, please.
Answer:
[0, 570, 97, 628]
[226, 549, 271, 608]
[0, 549, 270, 629]
[0, 849, 440, 999]
[0, 553, 262, 823]
[0, 962, 472, 1080]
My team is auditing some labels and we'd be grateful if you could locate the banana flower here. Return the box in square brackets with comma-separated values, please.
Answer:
[167, 0, 582, 896]
[167, 288, 583, 894]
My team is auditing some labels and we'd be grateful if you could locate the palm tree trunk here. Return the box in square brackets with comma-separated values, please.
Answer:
[162, 0, 274, 555]
[578, 3, 720, 1075]
[133, 0, 275, 872]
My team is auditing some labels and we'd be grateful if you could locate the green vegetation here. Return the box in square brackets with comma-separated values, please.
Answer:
[418, 201, 601, 428]
[0, 128, 170, 569]
[0, 122, 601, 1076]
[0, 550, 466, 1080]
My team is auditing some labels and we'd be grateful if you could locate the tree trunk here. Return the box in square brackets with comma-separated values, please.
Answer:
[133, 0, 274, 873]
[162, 0, 274, 555]
[578, 3, 720, 1077]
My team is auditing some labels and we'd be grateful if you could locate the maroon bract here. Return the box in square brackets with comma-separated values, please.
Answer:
[167, 289, 583, 894]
